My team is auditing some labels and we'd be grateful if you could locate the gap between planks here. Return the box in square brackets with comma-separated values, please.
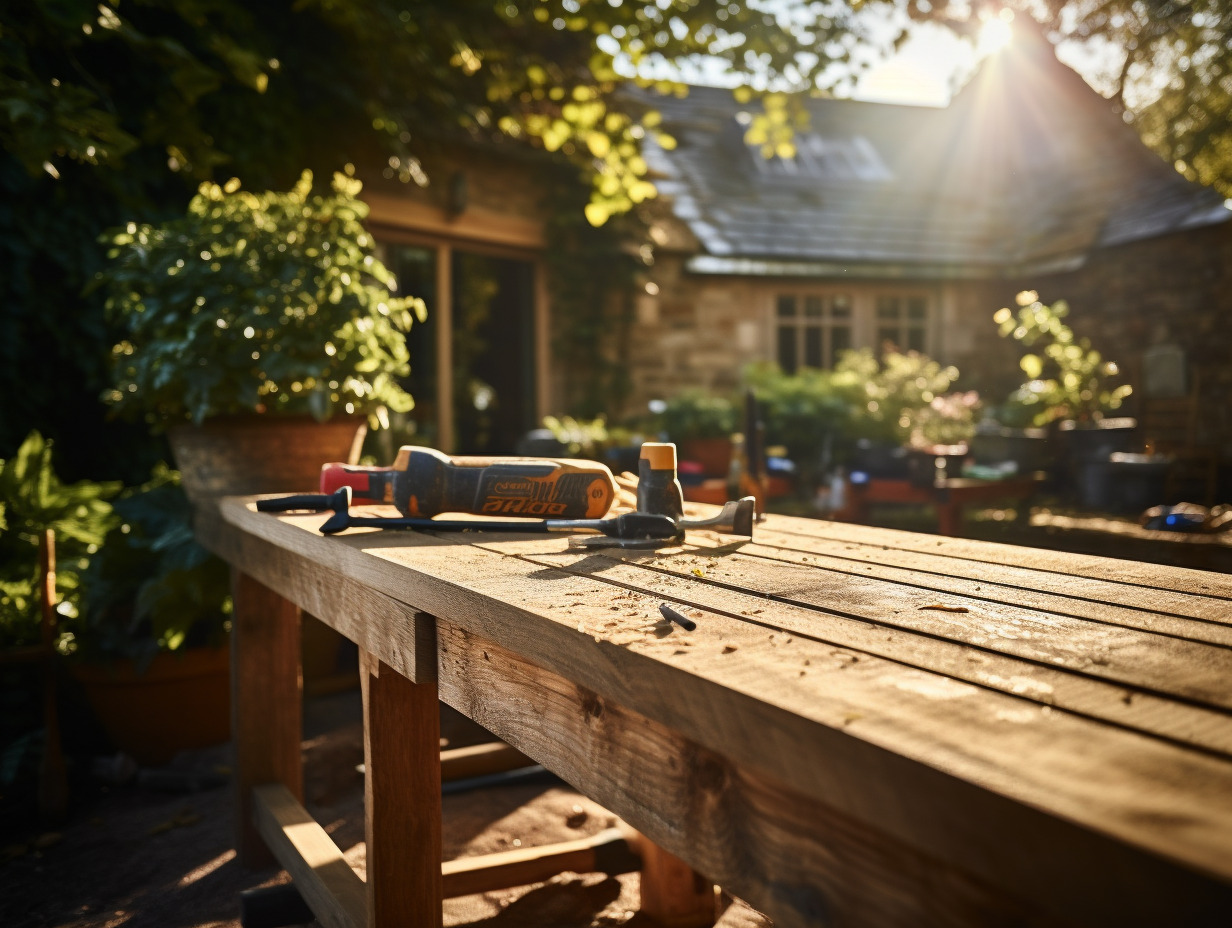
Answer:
[745, 523, 1232, 634]
[469, 537, 1232, 759]
[761, 513, 1232, 599]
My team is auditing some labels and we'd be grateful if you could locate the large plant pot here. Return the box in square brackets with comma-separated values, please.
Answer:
[970, 427, 1051, 473]
[168, 415, 366, 504]
[73, 646, 230, 766]
[1058, 417, 1138, 464]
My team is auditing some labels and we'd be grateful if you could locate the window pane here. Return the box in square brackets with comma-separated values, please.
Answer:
[777, 295, 798, 318]
[877, 327, 900, 350]
[777, 326, 798, 374]
[830, 326, 851, 367]
[907, 297, 927, 320]
[906, 326, 926, 353]
[831, 295, 852, 318]
[876, 296, 899, 319]
[804, 296, 823, 318]
[804, 326, 823, 368]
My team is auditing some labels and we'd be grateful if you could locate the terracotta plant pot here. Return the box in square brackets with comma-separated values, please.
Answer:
[168, 415, 366, 504]
[73, 646, 231, 766]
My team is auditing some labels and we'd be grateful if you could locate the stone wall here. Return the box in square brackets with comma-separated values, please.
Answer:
[624, 221, 1232, 468]
[962, 222, 1232, 457]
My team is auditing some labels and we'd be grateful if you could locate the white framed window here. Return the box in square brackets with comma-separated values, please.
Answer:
[775, 293, 853, 373]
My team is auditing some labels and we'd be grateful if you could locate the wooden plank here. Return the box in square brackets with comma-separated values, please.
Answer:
[361, 648, 442, 928]
[209, 502, 1232, 901]
[437, 624, 1232, 928]
[232, 569, 303, 869]
[638, 841, 716, 928]
[439, 741, 533, 782]
[252, 783, 368, 928]
[200, 509, 435, 683]
[621, 542, 1232, 712]
[761, 513, 1232, 599]
[745, 522, 1232, 635]
[501, 542, 1232, 757]
[441, 828, 639, 898]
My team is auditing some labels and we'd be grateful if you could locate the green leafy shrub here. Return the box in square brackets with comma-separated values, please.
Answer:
[743, 363, 848, 485]
[994, 292, 1132, 427]
[830, 349, 963, 446]
[95, 170, 425, 428]
[542, 414, 613, 458]
[81, 467, 230, 666]
[655, 391, 737, 441]
[0, 433, 119, 651]
[910, 391, 981, 448]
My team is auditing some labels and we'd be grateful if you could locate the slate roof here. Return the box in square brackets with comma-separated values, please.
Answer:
[642, 26, 1230, 278]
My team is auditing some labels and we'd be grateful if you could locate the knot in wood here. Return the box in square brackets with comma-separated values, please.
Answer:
[578, 687, 606, 722]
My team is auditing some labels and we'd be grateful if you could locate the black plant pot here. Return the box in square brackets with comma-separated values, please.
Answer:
[1077, 453, 1172, 513]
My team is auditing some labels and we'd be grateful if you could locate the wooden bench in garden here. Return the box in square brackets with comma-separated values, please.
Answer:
[198, 496, 1232, 928]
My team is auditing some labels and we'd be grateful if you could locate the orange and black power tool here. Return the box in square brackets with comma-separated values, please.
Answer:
[320, 446, 617, 520]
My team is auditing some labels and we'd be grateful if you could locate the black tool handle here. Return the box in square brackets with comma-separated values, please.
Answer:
[322, 515, 554, 535]
[257, 493, 333, 512]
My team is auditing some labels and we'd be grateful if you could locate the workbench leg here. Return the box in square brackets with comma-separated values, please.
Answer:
[936, 501, 962, 537]
[231, 570, 303, 869]
[361, 648, 443, 928]
[640, 840, 716, 927]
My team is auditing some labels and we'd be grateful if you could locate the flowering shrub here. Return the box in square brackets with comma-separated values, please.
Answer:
[911, 391, 981, 448]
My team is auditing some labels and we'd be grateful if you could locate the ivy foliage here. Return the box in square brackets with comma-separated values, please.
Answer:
[0, 0, 868, 479]
[0, 432, 119, 650]
[994, 291, 1132, 427]
[96, 170, 422, 427]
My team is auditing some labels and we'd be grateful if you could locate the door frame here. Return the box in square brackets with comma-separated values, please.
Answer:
[365, 197, 548, 453]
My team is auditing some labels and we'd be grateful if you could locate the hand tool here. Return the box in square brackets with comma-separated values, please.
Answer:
[256, 487, 352, 514]
[319, 445, 617, 519]
[633, 442, 753, 537]
[318, 505, 681, 542]
[636, 443, 684, 522]
[676, 496, 756, 536]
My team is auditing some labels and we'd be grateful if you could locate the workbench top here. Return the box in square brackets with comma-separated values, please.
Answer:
[201, 497, 1232, 928]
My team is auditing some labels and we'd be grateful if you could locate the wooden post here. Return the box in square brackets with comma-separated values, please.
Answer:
[231, 569, 303, 869]
[639, 840, 716, 928]
[361, 648, 443, 928]
[37, 530, 67, 821]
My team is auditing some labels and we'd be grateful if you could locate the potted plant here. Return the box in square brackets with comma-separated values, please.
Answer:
[994, 292, 1135, 502]
[829, 349, 969, 484]
[653, 390, 738, 476]
[743, 362, 848, 495]
[0, 434, 229, 768]
[94, 169, 425, 502]
[74, 466, 233, 765]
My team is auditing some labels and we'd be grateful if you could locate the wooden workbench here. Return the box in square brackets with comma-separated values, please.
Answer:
[199, 497, 1232, 928]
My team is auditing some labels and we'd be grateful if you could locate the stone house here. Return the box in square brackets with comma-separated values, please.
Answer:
[632, 29, 1230, 455]
[361, 27, 1231, 465]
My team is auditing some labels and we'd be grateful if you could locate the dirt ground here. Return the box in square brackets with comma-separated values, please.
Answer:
[1, 689, 768, 928]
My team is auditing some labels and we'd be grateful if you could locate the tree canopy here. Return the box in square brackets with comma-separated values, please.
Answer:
[2, 0, 1228, 478]
[909, 0, 1232, 196]
[0, 0, 864, 478]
